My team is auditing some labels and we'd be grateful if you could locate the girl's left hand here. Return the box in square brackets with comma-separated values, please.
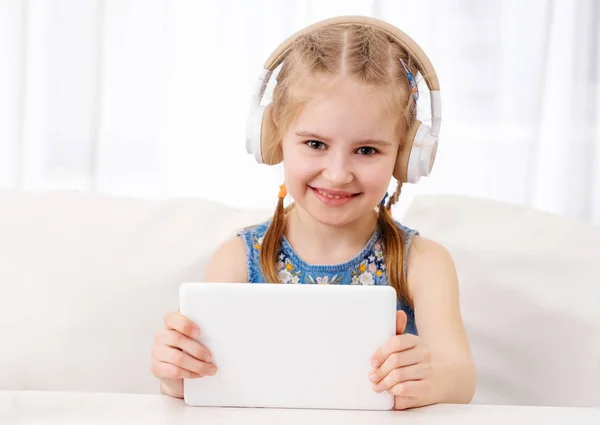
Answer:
[369, 311, 435, 410]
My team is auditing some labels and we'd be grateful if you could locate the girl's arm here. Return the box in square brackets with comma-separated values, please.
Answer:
[369, 235, 476, 409]
[408, 235, 476, 405]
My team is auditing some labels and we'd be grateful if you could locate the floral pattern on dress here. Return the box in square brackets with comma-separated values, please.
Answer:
[306, 274, 343, 285]
[276, 257, 302, 284]
[252, 235, 265, 250]
[249, 228, 388, 286]
[251, 235, 302, 283]
[351, 240, 385, 285]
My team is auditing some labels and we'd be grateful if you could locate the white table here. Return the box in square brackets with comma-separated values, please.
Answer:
[2, 391, 599, 425]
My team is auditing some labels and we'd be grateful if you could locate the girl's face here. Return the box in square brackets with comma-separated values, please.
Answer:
[281, 77, 401, 228]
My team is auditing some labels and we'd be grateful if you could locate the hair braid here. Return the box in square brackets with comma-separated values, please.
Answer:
[378, 180, 412, 308]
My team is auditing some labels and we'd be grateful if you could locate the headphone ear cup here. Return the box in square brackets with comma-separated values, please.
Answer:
[393, 119, 438, 183]
[246, 105, 266, 164]
[245, 103, 282, 165]
[260, 103, 283, 165]
[393, 120, 422, 182]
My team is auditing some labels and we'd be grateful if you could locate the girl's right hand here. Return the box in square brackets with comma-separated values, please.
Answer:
[150, 311, 217, 398]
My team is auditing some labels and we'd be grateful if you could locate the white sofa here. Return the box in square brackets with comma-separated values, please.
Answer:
[1, 188, 599, 408]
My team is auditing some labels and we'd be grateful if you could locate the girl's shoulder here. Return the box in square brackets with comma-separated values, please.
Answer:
[236, 219, 272, 244]
[202, 219, 272, 284]
[201, 222, 273, 283]
[389, 219, 420, 256]
[202, 234, 248, 282]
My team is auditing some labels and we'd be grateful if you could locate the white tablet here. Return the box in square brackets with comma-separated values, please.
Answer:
[179, 282, 397, 410]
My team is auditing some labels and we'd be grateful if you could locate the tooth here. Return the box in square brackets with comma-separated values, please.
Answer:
[317, 189, 348, 199]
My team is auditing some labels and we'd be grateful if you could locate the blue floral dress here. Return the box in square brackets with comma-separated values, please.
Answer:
[236, 219, 419, 335]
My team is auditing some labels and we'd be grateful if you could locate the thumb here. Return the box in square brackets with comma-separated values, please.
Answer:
[396, 310, 407, 335]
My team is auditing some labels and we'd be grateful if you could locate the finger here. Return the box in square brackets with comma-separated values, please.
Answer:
[164, 311, 200, 339]
[371, 334, 419, 368]
[156, 329, 212, 363]
[372, 364, 426, 393]
[394, 395, 417, 410]
[396, 310, 407, 335]
[152, 345, 217, 376]
[391, 380, 428, 400]
[369, 348, 429, 384]
[151, 360, 205, 380]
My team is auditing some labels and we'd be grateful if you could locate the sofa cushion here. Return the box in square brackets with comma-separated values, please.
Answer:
[402, 195, 600, 407]
[0, 189, 270, 394]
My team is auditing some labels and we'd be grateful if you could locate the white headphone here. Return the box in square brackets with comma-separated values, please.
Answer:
[245, 15, 441, 184]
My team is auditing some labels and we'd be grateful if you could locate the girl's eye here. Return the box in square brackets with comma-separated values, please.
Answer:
[306, 140, 327, 150]
[356, 146, 378, 156]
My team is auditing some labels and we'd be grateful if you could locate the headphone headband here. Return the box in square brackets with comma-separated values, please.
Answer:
[263, 15, 440, 91]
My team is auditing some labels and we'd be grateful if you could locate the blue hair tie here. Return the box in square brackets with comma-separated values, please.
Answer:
[400, 58, 419, 102]
[380, 192, 389, 206]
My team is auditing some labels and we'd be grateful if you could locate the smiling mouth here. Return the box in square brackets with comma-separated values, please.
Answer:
[309, 186, 361, 199]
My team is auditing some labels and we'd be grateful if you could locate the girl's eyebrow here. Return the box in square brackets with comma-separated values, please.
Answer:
[294, 131, 392, 147]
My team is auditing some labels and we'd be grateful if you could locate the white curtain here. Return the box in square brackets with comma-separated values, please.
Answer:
[1, 0, 599, 223]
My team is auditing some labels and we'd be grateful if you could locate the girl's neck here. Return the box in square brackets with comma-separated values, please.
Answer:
[283, 205, 378, 265]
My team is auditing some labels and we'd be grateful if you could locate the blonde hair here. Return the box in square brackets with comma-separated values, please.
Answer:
[259, 24, 418, 308]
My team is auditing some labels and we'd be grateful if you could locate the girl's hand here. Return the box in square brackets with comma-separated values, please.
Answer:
[150, 311, 217, 398]
[369, 311, 434, 410]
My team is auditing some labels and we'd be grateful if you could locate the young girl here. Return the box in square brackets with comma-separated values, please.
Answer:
[151, 16, 476, 410]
